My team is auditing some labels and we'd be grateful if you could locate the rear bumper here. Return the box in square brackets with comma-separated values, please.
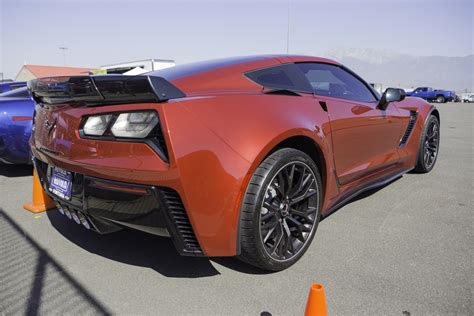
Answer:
[0, 123, 32, 165]
[0, 139, 31, 164]
[30, 101, 251, 257]
[34, 158, 203, 256]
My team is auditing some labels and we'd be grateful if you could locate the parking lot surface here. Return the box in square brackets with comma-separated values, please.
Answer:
[0, 102, 472, 315]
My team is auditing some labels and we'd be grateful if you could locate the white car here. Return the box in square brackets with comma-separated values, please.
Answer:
[460, 93, 474, 102]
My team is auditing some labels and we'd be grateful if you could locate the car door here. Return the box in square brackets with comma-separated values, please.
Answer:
[419, 87, 429, 99]
[411, 88, 423, 98]
[296, 63, 405, 185]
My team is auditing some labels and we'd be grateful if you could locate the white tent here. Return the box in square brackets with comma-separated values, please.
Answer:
[123, 67, 148, 75]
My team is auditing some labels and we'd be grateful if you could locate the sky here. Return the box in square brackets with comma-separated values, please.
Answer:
[0, 0, 472, 79]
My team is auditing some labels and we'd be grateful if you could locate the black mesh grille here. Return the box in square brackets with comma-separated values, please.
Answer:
[160, 188, 202, 255]
[399, 111, 418, 147]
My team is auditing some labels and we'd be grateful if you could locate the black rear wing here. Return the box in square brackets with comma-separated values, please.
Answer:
[27, 75, 185, 105]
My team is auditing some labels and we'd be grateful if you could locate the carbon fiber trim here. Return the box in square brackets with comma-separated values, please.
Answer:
[32, 158, 203, 256]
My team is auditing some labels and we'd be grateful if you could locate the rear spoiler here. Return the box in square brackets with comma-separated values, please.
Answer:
[27, 75, 185, 105]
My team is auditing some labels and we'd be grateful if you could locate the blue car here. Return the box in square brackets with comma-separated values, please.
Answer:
[406, 86, 455, 103]
[0, 87, 34, 164]
[0, 81, 27, 93]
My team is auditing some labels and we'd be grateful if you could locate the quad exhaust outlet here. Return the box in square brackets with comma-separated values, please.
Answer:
[55, 202, 91, 230]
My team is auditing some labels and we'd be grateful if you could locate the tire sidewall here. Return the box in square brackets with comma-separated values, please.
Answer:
[417, 115, 440, 173]
[245, 149, 322, 271]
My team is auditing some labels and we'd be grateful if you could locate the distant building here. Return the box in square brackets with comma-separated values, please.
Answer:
[100, 59, 175, 74]
[15, 65, 96, 81]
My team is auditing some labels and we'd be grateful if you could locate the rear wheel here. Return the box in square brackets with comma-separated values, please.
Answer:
[238, 148, 322, 271]
[415, 115, 440, 173]
[436, 95, 446, 103]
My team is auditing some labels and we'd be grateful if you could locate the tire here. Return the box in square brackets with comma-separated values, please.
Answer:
[238, 148, 322, 271]
[436, 95, 446, 103]
[415, 115, 440, 173]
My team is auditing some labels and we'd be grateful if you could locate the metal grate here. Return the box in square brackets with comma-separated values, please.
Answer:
[399, 111, 418, 147]
[161, 188, 202, 255]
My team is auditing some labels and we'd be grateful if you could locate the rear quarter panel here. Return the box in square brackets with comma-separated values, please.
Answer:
[162, 93, 336, 255]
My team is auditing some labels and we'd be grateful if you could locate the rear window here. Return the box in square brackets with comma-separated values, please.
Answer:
[245, 64, 312, 92]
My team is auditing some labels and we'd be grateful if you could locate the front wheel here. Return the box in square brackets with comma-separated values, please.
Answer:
[436, 95, 446, 103]
[238, 148, 322, 271]
[415, 115, 440, 173]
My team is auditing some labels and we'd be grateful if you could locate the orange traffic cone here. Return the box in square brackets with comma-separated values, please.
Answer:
[304, 283, 328, 316]
[23, 168, 55, 213]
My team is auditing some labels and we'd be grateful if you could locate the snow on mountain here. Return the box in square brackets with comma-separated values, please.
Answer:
[323, 48, 473, 93]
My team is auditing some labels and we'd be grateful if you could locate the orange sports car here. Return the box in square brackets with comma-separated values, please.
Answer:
[29, 55, 440, 271]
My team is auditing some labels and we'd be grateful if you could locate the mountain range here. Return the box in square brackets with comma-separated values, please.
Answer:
[323, 48, 473, 93]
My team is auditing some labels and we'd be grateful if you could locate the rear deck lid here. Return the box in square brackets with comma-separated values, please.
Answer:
[28, 75, 185, 106]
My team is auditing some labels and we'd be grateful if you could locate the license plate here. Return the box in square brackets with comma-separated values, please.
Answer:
[49, 167, 72, 200]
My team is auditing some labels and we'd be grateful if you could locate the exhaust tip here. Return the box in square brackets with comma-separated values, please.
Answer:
[57, 205, 65, 215]
[77, 212, 91, 230]
[64, 207, 72, 220]
[71, 211, 81, 225]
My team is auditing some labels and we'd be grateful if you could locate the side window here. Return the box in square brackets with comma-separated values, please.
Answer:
[296, 63, 377, 103]
[245, 64, 312, 92]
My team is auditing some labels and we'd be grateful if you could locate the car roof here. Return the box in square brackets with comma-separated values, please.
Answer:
[149, 54, 340, 81]
[147, 55, 340, 96]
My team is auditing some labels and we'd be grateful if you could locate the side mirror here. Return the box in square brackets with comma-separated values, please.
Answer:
[378, 88, 406, 110]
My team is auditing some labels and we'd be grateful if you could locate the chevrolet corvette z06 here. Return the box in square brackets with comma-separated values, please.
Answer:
[29, 55, 440, 271]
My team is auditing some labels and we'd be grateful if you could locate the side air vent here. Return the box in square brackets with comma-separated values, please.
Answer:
[154, 125, 168, 159]
[160, 188, 202, 255]
[149, 123, 169, 162]
[399, 111, 418, 147]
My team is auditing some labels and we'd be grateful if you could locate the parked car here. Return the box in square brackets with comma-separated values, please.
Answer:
[0, 87, 34, 164]
[0, 81, 27, 93]
[461, 93, 474, 102]
[28, 55, 440, 271]
[406, 87, 455, 103]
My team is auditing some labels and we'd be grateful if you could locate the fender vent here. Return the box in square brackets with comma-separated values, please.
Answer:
[160, 188, 202, 255]
[399, 111, 418, 147]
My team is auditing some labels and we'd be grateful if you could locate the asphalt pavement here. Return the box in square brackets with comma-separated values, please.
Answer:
[0, 102, 472, 315]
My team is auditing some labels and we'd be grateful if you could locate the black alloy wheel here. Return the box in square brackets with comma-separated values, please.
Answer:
[259, 161, 318, 261]
[238, 148, 322, 271]
[415, 115, 440, 173]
